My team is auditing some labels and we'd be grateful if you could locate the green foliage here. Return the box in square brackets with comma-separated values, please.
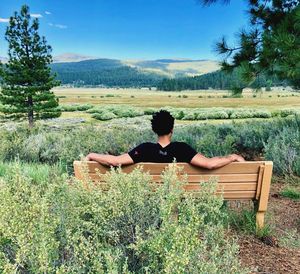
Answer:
[92, 111, 117, 121]
[59, 104, 93, 112]
[89, 105, 144, 120]
[228, 209, 273, 238]
[157, 69, 287, 91]
[0, 115, 299, 176]
[0, 163, 246, 273]
[280, 187, 300, 200]
[200, 1, 300, 88]
[77, 105, 297, 122]
[0, 5, 61, 127]
[264, 125, 300, 176]
[230, 87, 243, 98]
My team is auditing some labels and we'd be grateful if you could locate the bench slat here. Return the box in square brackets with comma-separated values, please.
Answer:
[81, 173, 258, 183]
[74, 161, 269, 175]
[72, 181, 256, 199]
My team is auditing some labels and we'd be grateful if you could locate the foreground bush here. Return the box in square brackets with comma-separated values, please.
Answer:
[0, 163, 246, 273]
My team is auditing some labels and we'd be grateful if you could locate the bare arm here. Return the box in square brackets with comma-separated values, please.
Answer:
[190, 153, 245, 170]
[85, 153, 134, 167]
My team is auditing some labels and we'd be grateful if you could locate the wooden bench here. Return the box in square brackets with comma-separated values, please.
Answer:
[73, 160, 273, 229]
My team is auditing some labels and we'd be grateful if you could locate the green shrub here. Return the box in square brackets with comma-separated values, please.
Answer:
[89, 105, 144, 119]
[196, 133, 236, 157]
[264, 127, 300, 176]
[228, 209, 273, 238]
[60, 104, 93, 112]
[92, 111, 117, 121]
[0, 163, 246, 273]
[143, 108, 157, 115]
[0, 116, 299, 177]
[279, 109, 298, 117]
[182, 111, 197, 120]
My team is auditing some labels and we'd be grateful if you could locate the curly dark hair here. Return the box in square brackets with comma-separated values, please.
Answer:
[151, 110, 174, 136]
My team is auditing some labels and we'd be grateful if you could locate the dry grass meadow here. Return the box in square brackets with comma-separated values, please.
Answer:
[54, 87, 300, 109]
[53, 87, 300, 123]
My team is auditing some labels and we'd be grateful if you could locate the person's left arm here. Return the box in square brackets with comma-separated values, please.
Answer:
[85, 153, 134, 166]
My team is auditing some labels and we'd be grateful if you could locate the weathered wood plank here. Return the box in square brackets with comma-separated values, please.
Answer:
[73, 161, 269, 175]
[84, 173, 258, 183]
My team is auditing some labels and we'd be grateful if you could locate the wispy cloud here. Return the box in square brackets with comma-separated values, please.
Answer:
[30, 13, 43, 18]
[48, 23, 68, 29]
[45, 11, 51, 15]
[0, 18, 9, 23]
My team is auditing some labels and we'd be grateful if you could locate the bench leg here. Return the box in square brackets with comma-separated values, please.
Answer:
[256, 211, 265, 230]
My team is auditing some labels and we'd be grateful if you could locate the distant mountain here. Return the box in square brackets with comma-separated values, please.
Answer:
[52, 53, 96, 63]
[0, 56, 8, 63]
[50, 57, 220, 87]
[0, 53, 221, 87]
[50, 59, 164, 87]
[123, 59, 220, 77]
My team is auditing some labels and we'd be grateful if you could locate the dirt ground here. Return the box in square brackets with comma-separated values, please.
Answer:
[237, 183, 300, 274]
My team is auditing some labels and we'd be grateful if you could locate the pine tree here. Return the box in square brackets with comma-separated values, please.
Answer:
[198, 0, 300, 88]
[0, 5, 61, 127]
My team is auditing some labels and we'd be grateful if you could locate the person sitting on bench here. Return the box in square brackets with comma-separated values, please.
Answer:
[85, 110, 245, 169]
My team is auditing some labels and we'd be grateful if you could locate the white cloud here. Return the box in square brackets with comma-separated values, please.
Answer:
[0, 18, 9, 23]
[30, 13, 43, 18]
[56, 24, 67, 29]
[45, 11, 51, 15]
[48, 22, 68, 29]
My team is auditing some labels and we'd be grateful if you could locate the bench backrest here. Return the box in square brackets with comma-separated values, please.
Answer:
[73, 161, 273, 201]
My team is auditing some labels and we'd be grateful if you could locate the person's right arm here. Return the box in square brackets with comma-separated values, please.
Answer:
[190, 153, 245, 169]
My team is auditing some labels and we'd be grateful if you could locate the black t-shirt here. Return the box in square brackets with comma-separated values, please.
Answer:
[128, 142, 197, 163]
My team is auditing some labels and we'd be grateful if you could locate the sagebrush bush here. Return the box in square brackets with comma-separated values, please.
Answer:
[264, 126, 300, 176]
[92, 111, 117, 121]
[0, 163, 246, 273]
[83, 105, 297, 121]
[0, 115, 299, 176]
[88, 105, 144, 119]
[59, 104, 93, 112]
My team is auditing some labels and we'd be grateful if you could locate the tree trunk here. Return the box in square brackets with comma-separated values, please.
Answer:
[28, 95, 34, 128]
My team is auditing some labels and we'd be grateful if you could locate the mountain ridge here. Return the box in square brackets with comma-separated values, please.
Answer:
[0, 53, 219, 77]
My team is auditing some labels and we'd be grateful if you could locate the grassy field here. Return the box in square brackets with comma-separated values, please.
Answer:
[54, 87, 300, 110]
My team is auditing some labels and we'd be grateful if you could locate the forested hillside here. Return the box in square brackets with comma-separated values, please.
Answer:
[50, 58, 289, 89]
[157, 70, 289, 91]
[50, 59, 164, 87]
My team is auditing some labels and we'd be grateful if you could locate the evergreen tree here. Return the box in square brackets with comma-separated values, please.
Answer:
[0, 5, 61, 127]
[199, 0, 300, 88]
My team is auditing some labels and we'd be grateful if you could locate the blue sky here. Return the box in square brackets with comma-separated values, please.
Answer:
[0, 0, 249, 60]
